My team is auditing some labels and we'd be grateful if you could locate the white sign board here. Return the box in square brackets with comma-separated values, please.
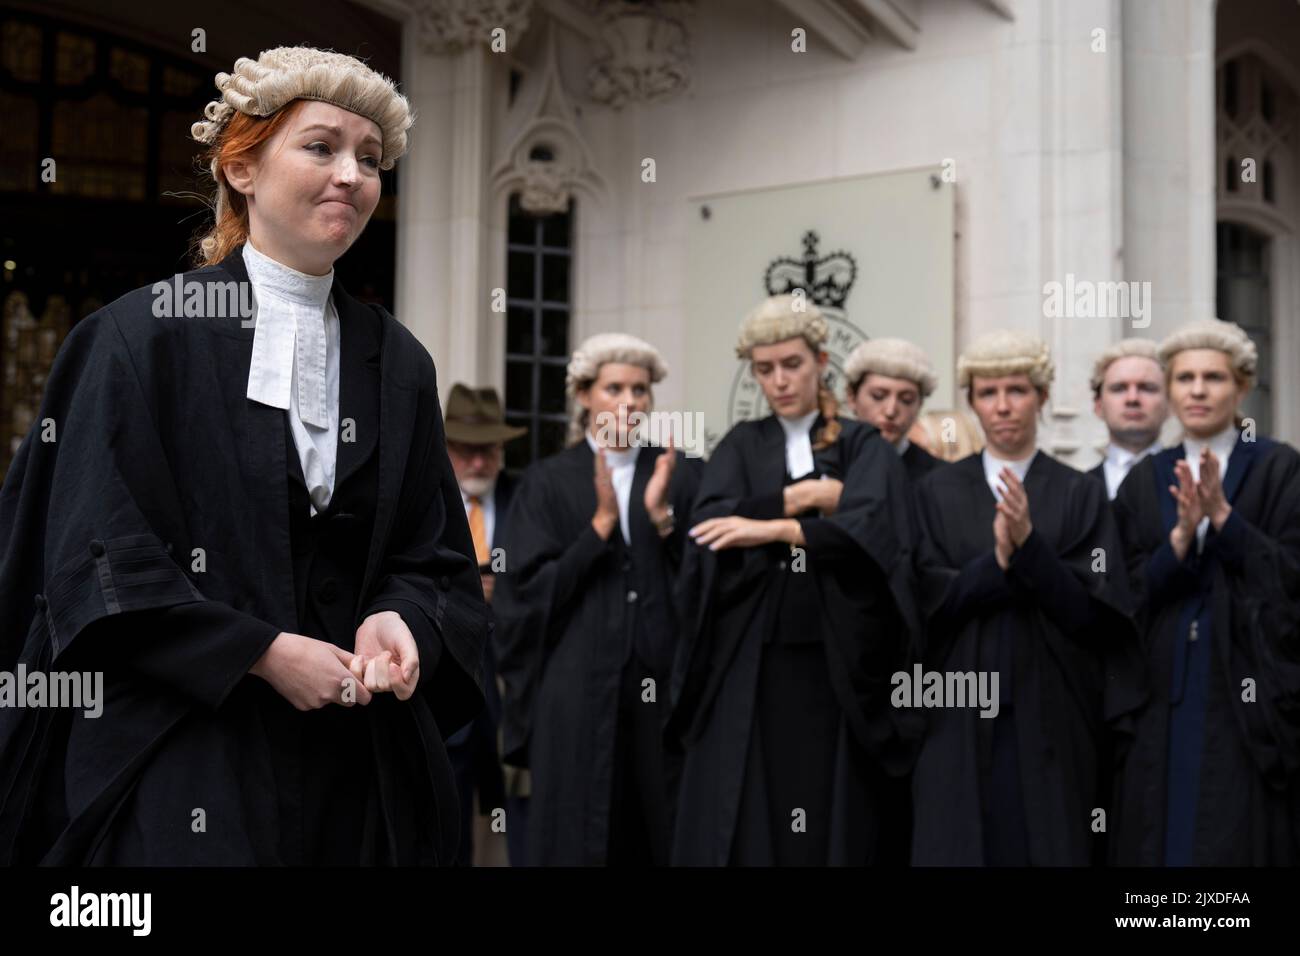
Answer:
[684, 167, 955, 454]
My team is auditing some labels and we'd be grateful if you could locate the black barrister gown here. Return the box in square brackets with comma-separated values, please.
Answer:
[0, 248, 487, 865]
[492, 440, 703, 865]
[878, 438, 942, 864]
[902, 441, 942, 486]
[668, 415, 922, 866]
[1111, 436, 1300, 865]
[910, 452, 1141, 866]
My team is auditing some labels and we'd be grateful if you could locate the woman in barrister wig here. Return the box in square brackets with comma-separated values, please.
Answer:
[492, 333, 703, 866]
[1112, 319, 1300, 865]
[668, 294, 921, 866]
[0, 48, 488, 864]
[841, 336, 943, 863]
[909, 331, 1139, 866]
[844, 337, 944, 485]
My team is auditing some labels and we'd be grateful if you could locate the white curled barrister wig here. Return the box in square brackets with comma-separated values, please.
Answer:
[1089, 337, 1161, 396]
[957, 329, 1055, 390]
[734, 294, 829, 359]
[1157, 318, 1258, 387]
[190, 46, 413, 265]
[844, 337, 939, 398]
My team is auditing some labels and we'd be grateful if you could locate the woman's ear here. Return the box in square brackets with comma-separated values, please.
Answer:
[223, 157, 257, 198]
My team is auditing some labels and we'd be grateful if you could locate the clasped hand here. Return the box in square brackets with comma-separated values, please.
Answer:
[993, 467, 1033, 571]
[1168, 447, 1232, 560]
[251, 610, 419, 711]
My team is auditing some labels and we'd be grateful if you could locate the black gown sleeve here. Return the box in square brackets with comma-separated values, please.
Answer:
[1005, 528, 1098, 636]
[90, 604, 280, 711]
[360, 362, 488, 733]
[492, 459, 613, 765]
[0, 308, 284, 707]
[912, 480, 1012, 643]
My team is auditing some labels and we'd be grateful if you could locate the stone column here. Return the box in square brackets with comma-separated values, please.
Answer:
[1122, 0, 1218, 340]
[389, 0, 533, 394]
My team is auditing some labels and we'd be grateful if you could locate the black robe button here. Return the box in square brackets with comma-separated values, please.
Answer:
[34, 594, 46, 610]
[316, 579, 340, 604]
[439, 576, 451, 590]
[89, 540, 105, 557]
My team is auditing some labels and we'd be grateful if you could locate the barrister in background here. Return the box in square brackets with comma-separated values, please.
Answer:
[669, 296, 921, 866]
[493, 334, 704, 866]
[909, 331, 1140, 866]
[1088, 338, 1168, 500]
[444, 384, 526, 866]
[841, 336, 942, 865]
[844, 337, 943, 485]
[1111, 319, 1300, 865]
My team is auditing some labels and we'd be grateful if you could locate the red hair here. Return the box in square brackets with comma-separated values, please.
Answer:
[193, 100, 304, 266]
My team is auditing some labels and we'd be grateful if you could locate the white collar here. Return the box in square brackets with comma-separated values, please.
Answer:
[585, 431, 639, 469]
[895, 436, 911, 457]
[1105, 439, 1162, 469]
[243, 241, 335, 428]
[982, 447, 1037, 500]
[584, 431, 637, 545]
[778, 408, 819, 479]
[242, 240, 334, 307]
[777, 408, 819, 438]
[1184, 424, 1239, 461]
[1184, 425, 1238, 482]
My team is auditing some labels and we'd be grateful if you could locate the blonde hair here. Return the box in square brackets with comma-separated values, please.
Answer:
[913, 409, 985, 462]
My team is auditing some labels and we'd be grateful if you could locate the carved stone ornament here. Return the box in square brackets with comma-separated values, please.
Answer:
[408, 0, 535, 55]
[520, 159, 577, 215]
[587, 0, 693, 108]
[492, 22, 609, 213]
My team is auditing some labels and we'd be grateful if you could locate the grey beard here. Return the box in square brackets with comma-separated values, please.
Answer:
[460, 475, 496, 499]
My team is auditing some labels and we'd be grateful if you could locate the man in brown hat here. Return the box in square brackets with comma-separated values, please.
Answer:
[443, 383, 527, 865]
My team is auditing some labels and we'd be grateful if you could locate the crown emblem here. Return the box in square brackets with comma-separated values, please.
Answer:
[763, 230, 857, 310]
